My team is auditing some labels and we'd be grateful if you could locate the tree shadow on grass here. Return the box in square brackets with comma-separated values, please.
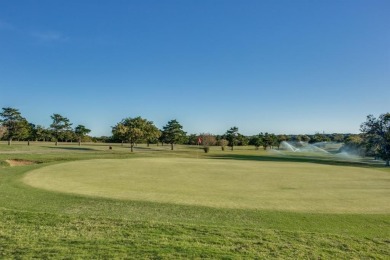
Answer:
[208, 153, 385, 168]
[45, 146, 97, 151]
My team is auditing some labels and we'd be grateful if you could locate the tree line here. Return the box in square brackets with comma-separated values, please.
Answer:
[0, 107, 389, 165]
[0, 108, 91, 146]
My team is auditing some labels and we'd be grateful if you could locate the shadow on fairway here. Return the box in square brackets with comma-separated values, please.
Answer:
[209, 154, 384, 168]
[45, 147, 97, 151]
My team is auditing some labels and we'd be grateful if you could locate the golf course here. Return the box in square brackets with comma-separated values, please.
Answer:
[1, 0, 389, 258]
[1, 142, 389, 258]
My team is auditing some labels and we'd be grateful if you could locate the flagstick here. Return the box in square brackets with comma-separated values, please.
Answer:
[197, 141, 199, 159]
[196, 135, 201, 159]
[196, 138, 199, 159]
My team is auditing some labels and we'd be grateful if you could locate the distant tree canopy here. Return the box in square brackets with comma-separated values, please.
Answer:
[0, 107, 29, 145]
[217, 139, 229, 150]
[161, 119, 186, 150]
[296, 135, 310, 142]
[310, 133, 331, 143]
[332, 134, 345, 143]
[2, 106, 389, 165]
[75, 125, 91, 146]
[276, 134, 289, 149]
[0, 125, 7, 139]
[29, 125, 51, 141]
[340, 134, 365, 156]
[225, 126, 239, 150]
[236, 133, 249, 146]
[186, 134, 199, 145]
[50, 114, 73, 145]
[361, 113, 390, 166]
[144, 123, 161, 147]
[199, 133, 217, 147]
[261, 133, 277, 150]
[112, 116, 158, 152]
[0, 108, 90, 144]
[249, 135, 263, 150]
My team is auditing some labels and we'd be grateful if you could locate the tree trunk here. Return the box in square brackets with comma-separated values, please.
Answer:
[121, 141, 124, 146]
[147, 142, 150, 147]
[386, 160, 389, 167]
[28, 140, 30, 146]
[130, 143, 134, 152]
[55, 141, 58, 146]
[231, 145, 233, 151]
[171, 143, 174, 150]
[8, 138, 11, 145]
[78, 138, 81, 146]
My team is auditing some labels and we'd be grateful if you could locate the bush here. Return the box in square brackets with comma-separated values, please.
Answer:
[218, 139, 228, 151]
[203, 147, 210, 153]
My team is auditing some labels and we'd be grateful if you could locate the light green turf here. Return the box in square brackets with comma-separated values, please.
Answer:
[24, 157, 390, 213]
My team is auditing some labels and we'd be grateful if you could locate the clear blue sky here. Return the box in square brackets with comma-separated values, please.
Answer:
[1, 0, 389, 136]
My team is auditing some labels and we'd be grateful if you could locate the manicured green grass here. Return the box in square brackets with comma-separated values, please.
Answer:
[24, 158, 390, 213]
[0, 142, 389, 258]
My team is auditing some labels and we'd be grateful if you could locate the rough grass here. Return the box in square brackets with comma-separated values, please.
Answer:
[1, 209, 388, 259]
[0, 142, 389, 258]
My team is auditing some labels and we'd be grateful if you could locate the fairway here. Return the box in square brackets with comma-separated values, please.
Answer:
[24, 158, 390, 213]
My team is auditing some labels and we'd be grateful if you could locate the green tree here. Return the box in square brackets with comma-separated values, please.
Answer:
[50, 114, 73, 146]
[360, 113, 390, 166]
[35, 125, 51, 141]
[276, 134, 289, 149]
[64, 130, 77, 142]
[199, 133, 217, 153]
[311, 133, 331, 143]
[112, 116, 157, 152]
[186, 134, 199, 145]
[74, 125, 91, 146]
[261, 132, 277, 150]
[296, 134, 310, 142]
[112, 123, 127, 145]
[0, 125, 6, 140]
[161, 119, 186, 150]
[236, 134, 249, 146]
[200, 133, 217, 146]
[332, 134, 345, 143]
[145, 123, 161, 147]
[28, 123, 38, 142]
[0, 107, 29, 145]
[217, 139, 229, 151]
[340, 134, 365, 156]
[25, 123, 38, 145]
[249, 135, 263, 150]
[225, 126, 239, 151]
[301, 135, 311, 142]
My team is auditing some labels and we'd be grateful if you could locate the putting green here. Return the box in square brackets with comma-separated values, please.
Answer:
[23, 158, 390, 213]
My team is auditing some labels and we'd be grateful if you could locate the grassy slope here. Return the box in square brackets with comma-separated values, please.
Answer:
[0, 142, 389, 258]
